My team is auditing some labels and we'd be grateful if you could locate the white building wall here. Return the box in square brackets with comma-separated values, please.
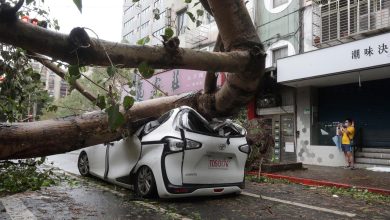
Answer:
[296, 87, 346, 166]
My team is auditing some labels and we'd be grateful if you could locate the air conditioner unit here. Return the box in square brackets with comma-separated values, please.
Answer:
[359, 8, 390, 31]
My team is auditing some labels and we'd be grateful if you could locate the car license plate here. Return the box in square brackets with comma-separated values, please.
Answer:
[209, 159, 230, 169]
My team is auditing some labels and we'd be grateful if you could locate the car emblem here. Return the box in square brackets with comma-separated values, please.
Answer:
[218, 144, 226, 151]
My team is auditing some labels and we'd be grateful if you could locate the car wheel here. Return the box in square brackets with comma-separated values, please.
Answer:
[78, 151, 90, 177]
[135, 166, 157, 198]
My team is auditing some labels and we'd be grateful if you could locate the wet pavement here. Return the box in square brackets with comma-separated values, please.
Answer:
[0, 153, 389, 219]
[275, 164, 390, 191]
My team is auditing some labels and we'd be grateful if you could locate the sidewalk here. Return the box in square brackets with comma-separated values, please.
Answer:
[249, 165, 390, 195]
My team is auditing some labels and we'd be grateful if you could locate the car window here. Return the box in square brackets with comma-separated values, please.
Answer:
[138, 110, 174, 139]
[180, 110, 245, 137]
[181, 111, 215, 134]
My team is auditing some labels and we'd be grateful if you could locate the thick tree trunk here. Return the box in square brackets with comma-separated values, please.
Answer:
[0, 20, 252, 73]
[0, 93, 197, 159]
[0, 0, 265, 160]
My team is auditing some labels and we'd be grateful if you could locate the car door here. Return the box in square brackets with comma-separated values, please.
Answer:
[87, 143, 108, 178]
[107, 135, 141, 183]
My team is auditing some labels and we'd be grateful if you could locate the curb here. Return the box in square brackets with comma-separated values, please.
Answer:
[246, 171, 390, 196]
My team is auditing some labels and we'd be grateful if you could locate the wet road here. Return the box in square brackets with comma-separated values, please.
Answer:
[0, 152, 389, 219]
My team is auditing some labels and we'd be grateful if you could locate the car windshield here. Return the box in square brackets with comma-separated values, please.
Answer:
[180, 110, 244, 137]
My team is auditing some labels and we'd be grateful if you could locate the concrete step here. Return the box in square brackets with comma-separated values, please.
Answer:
[355, 152, 390, 159]
[354, 163, 390, 170]
[355, 157, 390, 166]
[361, 148, 390, 153]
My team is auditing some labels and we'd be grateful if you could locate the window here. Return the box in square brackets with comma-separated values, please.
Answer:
[272, 46, 288, 66]
[273, 0, 288, 8]
[180, 111, 214, 134]
[176, 9, 187, 35]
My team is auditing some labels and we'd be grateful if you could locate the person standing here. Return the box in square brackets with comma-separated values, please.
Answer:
[341, 118, 355, 169]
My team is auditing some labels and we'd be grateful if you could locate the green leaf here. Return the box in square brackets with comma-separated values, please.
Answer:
[164, 27, 174, 39]
[196, 9, 204, 17]
[96, 95, 106, 110]
[196, 20, 202, 27]
[132, 0, 140, 2]
[47, 105, 58, 112]
[186, 12, 196, 22]
[138, 62, 154, 79]
[73, 0, 82, 13]
[136, 36, 150, 46]
[123, 96, 134, 110]
[194, 1, 201, 7]
[106, 104, 125, 130]
[26, 0, 34, 5]
[68, 65, 81, 79]
[184, 0, 192, 3]
[127, 81, 133, 88]
[130, 90, 136, 96]
[106, 66, 117, 77]
[31, 72, 41, 82]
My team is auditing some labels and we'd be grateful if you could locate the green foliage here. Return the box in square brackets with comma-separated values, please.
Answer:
[186, 11, 196, 22]
[106, 66, 117, 77]
[73, 0, 83, 13]
[96, 94, 106, 110]
[123, 96, 134, 110]
[184, 0, 192, 3]
[321, 186, 390, 204]
[136, 36, 150, 46]
[0, 158, 58, 194]
[0, 47, 52, 122]
[164, 27, 174, 39]
[106, 104, 125, 130]
[138, 62, 154, 79]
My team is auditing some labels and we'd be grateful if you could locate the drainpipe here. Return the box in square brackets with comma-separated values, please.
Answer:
[298, 0, 304, 54]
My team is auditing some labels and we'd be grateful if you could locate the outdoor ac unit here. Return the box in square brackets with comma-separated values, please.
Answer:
[359, 8, 390, 31]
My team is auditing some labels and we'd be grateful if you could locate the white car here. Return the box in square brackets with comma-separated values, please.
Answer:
[77, 106, 250, 198]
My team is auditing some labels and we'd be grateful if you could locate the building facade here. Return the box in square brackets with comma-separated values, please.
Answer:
[122, 0, 254, 101]
[31, 62, 69, 100]
[251, 0, 390, 167]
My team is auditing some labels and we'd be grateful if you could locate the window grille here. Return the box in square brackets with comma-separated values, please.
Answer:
[313, 0, 390, 46]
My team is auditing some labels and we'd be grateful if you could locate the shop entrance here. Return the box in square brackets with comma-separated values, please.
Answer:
[315, 78, 390, 148]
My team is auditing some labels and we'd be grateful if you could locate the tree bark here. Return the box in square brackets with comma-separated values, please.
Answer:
[204, 35, 223, 94]
[0, 0, 266, 160]
[31, 52, 97, 103]
[0, 20, 252, 73]
[0, 93, 198, 159]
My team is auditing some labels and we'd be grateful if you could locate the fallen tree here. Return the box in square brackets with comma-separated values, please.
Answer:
[0, 0, 266, 160]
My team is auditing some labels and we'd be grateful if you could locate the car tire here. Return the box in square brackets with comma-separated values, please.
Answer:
[78, 151, 90, 177]
[135, 166, 157, 198]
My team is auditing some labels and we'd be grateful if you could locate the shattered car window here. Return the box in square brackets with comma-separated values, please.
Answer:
[180, 110, 245, 137]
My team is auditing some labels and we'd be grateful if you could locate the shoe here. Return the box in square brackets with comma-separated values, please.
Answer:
[343, 166, 350, 169]
[350, 166, 355, 170]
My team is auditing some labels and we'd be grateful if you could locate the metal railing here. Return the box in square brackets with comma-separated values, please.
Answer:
[313, 0, 390, 47]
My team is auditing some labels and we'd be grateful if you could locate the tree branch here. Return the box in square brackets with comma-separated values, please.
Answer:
[0, 93, 198, 159]
[204, 34, 224, 94]
[31, 52, 97, 102]
[0, 20, 252, 73]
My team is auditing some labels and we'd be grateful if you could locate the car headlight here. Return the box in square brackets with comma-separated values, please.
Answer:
[239, 144, 251, 154]
[186, 139, 201, 149]
[166, 138, 185, 152]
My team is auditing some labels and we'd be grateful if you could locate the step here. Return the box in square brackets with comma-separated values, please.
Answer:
[355, 157, 390, 166]
[361, 148, 390, 153]
[354, 163, 390, 170]
[355, 152, 390, 159]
